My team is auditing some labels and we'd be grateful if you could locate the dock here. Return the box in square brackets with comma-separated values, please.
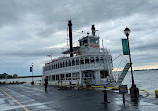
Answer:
[0, 84, 158, 111]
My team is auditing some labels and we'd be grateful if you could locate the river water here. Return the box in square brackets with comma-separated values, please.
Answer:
[122, 70, 158, 97]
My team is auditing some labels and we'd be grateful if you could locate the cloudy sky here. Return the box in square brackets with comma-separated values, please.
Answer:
[0, 0, 158, 76]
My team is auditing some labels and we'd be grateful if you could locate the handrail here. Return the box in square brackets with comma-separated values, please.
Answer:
[90, 86, 149, 97]
[139, 89, 149, 97]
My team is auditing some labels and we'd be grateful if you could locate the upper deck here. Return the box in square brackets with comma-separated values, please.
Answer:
[43, 49, 113, 75]
[62, 35, 100, 56]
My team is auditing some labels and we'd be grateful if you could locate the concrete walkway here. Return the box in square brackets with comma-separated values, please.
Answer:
[0, 84, 158, 111]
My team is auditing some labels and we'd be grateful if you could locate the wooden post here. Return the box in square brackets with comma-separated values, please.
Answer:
[123, 93, 125, 105]
[104, 90, 107, 103]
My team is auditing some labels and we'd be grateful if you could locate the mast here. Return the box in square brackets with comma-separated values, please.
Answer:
[68, 20, 73, 57]
[91, 24, 95, 36]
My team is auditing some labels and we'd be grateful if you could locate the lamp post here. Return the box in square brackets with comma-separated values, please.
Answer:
[32, 63, 34, 84]
[124, 27, 139, 99]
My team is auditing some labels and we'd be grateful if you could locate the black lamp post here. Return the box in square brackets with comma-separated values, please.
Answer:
[124, 27, 139, 99]
[32, 63, 34, 85]
[124, 27, 135, 87]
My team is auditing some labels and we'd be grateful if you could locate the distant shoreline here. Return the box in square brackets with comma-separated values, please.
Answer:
[134, 69, 158, 71]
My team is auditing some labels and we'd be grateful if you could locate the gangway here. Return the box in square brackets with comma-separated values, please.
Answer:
[115, 63, 130, 86]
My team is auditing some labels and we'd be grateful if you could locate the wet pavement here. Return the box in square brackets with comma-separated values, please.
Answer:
[0, 84, 158, 111]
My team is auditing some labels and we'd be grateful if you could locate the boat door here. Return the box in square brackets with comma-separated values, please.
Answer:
[82, 71, 95, 85]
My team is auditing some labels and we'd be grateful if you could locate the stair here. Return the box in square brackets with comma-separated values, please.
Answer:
[116, 63, 130, 86]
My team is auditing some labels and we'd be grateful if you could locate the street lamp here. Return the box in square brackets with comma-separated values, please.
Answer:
[124, 27, 139, 99]
[124, 27, 135, 86]
[32, 63, 34, 84]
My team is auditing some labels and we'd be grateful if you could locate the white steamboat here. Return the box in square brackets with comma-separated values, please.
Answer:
[42, 20, 115, 86]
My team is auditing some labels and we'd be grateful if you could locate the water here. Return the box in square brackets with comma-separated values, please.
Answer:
[0, 77, 42, 84]
[122, 70, 158, 97]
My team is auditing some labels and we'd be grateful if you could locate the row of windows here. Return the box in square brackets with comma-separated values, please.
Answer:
[47, 73, 80, 81]
[46, 70, 108, 81]
[44, 57, 104, 71]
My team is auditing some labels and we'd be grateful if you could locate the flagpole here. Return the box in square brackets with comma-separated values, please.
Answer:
[51, 53, 52, 61]
[31, 63, 34, 85]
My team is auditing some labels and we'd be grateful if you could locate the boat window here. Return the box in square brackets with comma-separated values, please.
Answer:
[72, 59, 75, 66]
[56, 64, 57, 69]
[66, 74, 69, 80]
[68, 73, 71, 78]
[65, 61, 67, 67]
[72, 72, 80, 80]
[54, 64, 56, 69]
[52, 65, 53, 70]
[80, 58, 84, 64]
[49, 75, 51, 81]
[96, 57, 99, 63]
[69, 60, 71, 66]
[76, 59, 79, 65]
[90, 38, 99, 44]
[100, 57, 104, 63]
[58, 63, 60, 69]
[52, 75, 55, 81]
[80, 41, 82, 46]
[85, 57, 89, 64]
[60, 63, 62, 68]
[61, 74, 64, 80]
[66, 73, 71, 80]
[100, 70, 108, 78]
[49, 66, 51, 70]
[56, 75, 59, 80]
[83, 39, 88, 46]
[90, 57, 95, 63]
[63, 62, 65, 67]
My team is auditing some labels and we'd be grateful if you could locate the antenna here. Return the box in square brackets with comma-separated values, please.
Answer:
[102, 39, 104, 49]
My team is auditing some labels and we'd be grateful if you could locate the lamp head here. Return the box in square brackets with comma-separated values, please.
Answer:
[124, 27, 130, 36]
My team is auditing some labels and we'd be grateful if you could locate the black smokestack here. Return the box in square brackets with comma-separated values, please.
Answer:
[68, 20, 73, 57]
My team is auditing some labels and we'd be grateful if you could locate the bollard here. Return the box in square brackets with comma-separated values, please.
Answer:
[130, 87, 139, 99]
[70, 81, 72, 89]
[31, 81, 34, 85]
[123, 93, 125, 105]
[104, 90, 107, 103]
[103, 90, 110, 103]
[155, 90, 158, 98]
[77, 79, 80, 90]
[83, 84, 86, 89]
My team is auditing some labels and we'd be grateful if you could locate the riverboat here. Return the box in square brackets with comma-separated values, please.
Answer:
[42, 20, 115, 86]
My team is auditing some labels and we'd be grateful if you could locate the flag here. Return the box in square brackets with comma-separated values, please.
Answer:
[30, 67, 32, 72]
[121, 39, 129, 55]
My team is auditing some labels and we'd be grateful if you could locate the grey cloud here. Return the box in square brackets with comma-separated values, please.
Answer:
[0, 48, 61, 58]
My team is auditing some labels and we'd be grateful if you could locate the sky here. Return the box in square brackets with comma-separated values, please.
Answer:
[0, 0, 158, 76]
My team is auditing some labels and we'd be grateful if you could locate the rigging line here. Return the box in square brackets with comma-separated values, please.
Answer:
[114, 59, 125, 75]
[113, 54, 122, 61]
[119, 54, 128, 63]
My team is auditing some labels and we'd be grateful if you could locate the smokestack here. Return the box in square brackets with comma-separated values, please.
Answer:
[68, 20, 73, 57]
